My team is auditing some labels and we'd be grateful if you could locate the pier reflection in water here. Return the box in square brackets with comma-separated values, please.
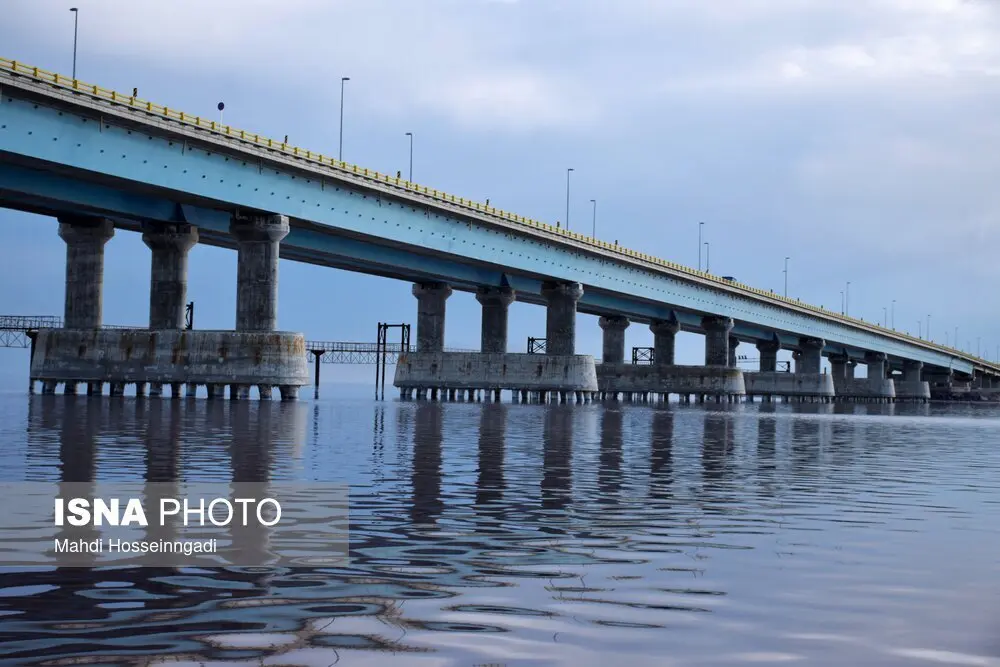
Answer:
[0, 395, 997, 665]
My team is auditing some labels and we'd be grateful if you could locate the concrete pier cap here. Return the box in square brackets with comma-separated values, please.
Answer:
[58, 215, 115, 330]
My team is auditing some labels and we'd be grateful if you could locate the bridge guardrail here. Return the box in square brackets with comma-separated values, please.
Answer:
[0, 56, 992, 370]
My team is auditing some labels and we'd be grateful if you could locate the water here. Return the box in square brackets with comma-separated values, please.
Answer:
[0, 391, 999, 666]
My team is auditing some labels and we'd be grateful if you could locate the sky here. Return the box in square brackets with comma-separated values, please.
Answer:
[1, 0, 999, 384]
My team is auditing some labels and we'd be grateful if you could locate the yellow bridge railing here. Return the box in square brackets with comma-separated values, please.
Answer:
[0, 56, 989, 367]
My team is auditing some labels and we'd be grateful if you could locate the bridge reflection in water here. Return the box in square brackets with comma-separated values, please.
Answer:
[1, 395, 989, 666]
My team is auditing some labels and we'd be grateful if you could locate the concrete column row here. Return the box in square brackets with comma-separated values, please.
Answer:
[58, 212, 288, 333]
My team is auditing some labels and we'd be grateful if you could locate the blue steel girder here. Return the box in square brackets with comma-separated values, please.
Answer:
[0, 73, 982, 375]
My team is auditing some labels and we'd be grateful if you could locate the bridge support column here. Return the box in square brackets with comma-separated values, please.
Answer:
[599, 316, 629, 364]
[728, 336, 740, 367]
[58, 216, 115, 329]
[904, 360, 923, 383]
[541, 281, 583, 355]
[230, 213, 289, 332]
[702, 316, 733, 367]
[797, 337, 824, 375]
[142, 222, 198, 329]
[650, 318, 680, 366]
[757, 338, 780, 372]
[476, 286, 514, 354]
[413, 282, 452, 352]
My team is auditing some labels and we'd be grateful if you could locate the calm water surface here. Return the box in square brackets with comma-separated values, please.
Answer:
[0, 390, 998, 666]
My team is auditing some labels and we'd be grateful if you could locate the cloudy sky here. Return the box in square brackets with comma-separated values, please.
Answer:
[1, 0, 999, 384]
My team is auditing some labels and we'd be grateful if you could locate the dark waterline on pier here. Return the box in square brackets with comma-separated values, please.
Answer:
[0, 391, 998, 666]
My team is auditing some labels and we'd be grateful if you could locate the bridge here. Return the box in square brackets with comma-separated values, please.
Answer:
[0, 56, 995, 402]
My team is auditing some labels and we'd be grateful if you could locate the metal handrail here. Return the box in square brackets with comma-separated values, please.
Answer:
[0, 56, 992, 368]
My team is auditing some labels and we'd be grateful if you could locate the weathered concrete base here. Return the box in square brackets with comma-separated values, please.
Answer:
[893, 380, 931, 403]
[596, 363, 745, 401]
[28, 329, 308, 400]
[394, 352, 598, 402]
[833, 378, 896, 403]
[744, 372, 835, 400]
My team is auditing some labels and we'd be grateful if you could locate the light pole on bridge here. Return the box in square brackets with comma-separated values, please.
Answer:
[590, 199, 597, 238]
[840, 291, 844, 315]
[918, 320, 922, 339]
[926, 314, 931, 342]
[891, 299, 896, 329]
[783, 256, 790, 297]
[565, 168, 574, 231]
[698, 222, 705, 271]
[70, 8, 79, 80]
[338, 76, 350, 162]
[405, 132, 413, 182]
[704, 242, 711, 274]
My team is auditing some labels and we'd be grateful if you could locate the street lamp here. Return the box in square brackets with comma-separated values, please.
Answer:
[590, 199, 597, 238]
[405, 132, 413, 182]
[565, 168, 574, 230]
[840, 291, 845, 315]
[698, 222, 705, 271]
[70, 8, 79, 79]
[704, 242, 711, 273]
[891, 299, 896, 329]
[918, 320, 922, 339]
[926, 314, 931, 341]
[338, 76, 350, 161]
[783, 257, 790, 297]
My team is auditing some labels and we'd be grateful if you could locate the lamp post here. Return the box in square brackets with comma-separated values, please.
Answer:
[783, 256, 790, 297]
[704, 242, 711, 274]
[926, 314, 931, 342]
[565, 168, 574, 230]
[698, 222, 704, 271]
[405, 132, 413, 181]
[338, 76, 350, 161]
[590, 199, 596, 238]
[70, 8, 79, 79]
[918, 320, 922, 339]
[840, 291, 844, 315]
[891, 299, 896, 329]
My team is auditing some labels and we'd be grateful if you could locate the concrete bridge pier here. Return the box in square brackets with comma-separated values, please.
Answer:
[231, 213, 289, 332]
[397, 280, 597, 400]
[142, 222, 198, 329]
[864, 352, 896, 403]
[703, 316, 733, 367]
[599, 316, 629, 364]
[757, 338, 780, 372]
[542, 281, 584, 355]
[476, 286, 514, 353]
[650, 317, 680, 366]
[896, 360, 931, 403]
[59, 216, 115, 329]
[413, 282, 452, 352]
